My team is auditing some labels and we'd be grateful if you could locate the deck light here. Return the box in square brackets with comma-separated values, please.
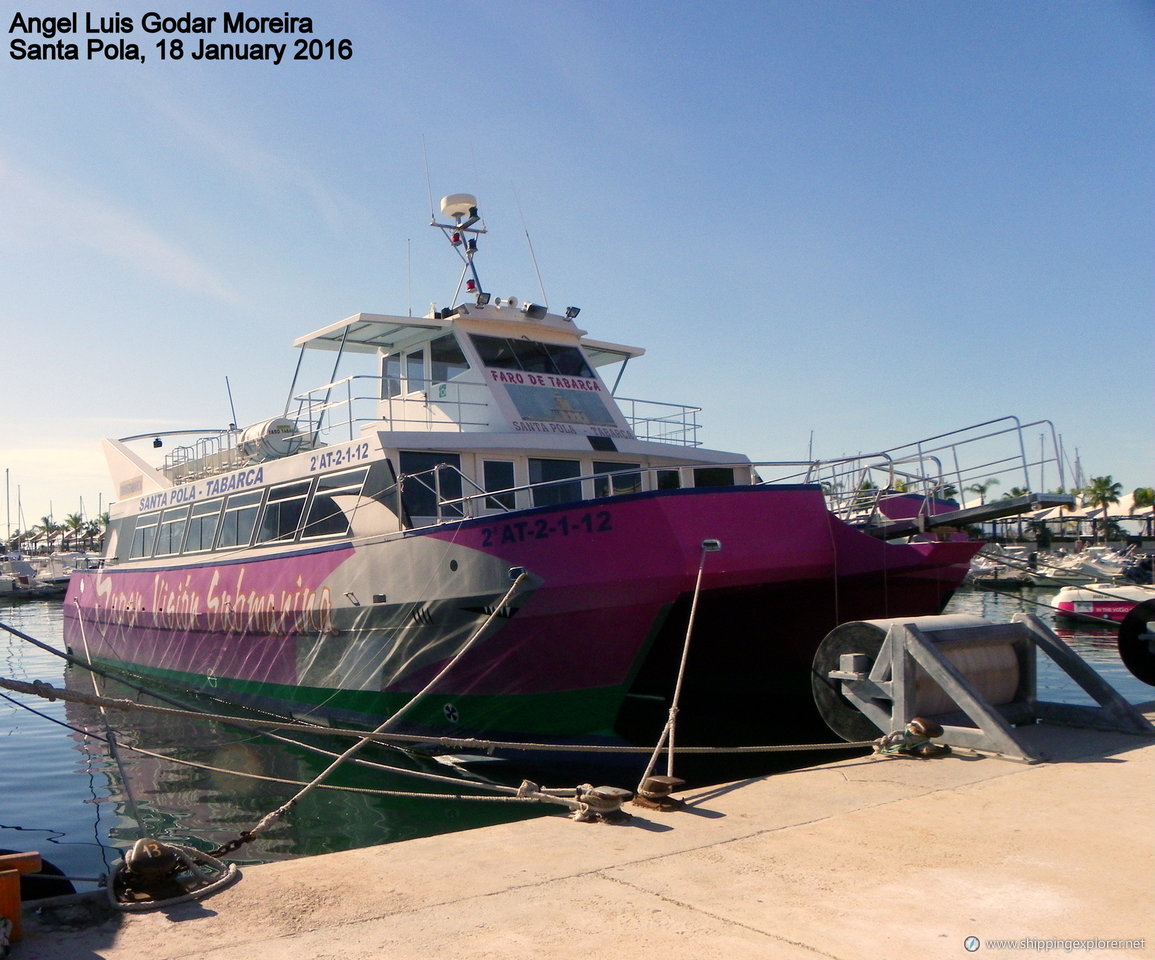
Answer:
[521, 302, 548, 320]
[564, 306, 580, 319]
[475, 292, 491, 306]
[152, 438, 163, 448]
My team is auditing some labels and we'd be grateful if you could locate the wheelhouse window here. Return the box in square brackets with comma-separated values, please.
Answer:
[593, 461, 641, 498]
[382, 347, 430, 398]
[470, 335, 594, 378]
[128, 512, 161, 559]
[483, 460, 516, 510]
[529, 458, 581, 507]
[216, 490, 264, 549]
[430, 334, 469, 383]
[657, 469, 682, 490]
[406, 349, 425, 392]
[301, 467, 368, 540]
[382, 354, 402, 398]
[154, 506, 190, 557]
[256, 480, 312, 544]
[184, 499, 224, 553]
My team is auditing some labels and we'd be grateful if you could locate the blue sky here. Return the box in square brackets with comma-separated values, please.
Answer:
[2, 0, 1152, 531]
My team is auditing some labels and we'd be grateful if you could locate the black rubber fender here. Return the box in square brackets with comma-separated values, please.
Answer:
[810, 620, 888, 742]
[0, 849, 76, 900]
[1118, 599, 1155, 687]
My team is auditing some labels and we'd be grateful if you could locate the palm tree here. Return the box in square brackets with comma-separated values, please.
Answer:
[63, 513, 85, 550]
[933, 483, 958, 503]
[965, 477, 1000, 505]
[1131, 487, 1154, 539]
[37, 516, 62, 554]
[1082, 476, 1123, 542]
[1001, 487, 1031, 540]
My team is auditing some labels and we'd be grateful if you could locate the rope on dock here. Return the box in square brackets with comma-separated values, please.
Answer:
[109, 838, 240, 912]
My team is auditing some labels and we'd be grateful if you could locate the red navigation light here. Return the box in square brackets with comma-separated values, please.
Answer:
[451, 232, 462, 245]
[466, 279, 477, 293]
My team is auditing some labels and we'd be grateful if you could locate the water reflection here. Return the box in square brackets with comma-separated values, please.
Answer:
[61, 664, 548, 866]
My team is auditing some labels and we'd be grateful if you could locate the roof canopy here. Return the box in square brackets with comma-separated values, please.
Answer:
[294, 314, 447, 354]
[292, 311, 644, 368]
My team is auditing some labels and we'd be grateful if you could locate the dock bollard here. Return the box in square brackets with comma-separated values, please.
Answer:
[633, 775, 686, 811]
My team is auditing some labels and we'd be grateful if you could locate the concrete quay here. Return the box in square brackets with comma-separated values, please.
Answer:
[16, 710, 1155, 960]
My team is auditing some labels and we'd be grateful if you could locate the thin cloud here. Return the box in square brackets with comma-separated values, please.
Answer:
[0, 154, 241, 305]
[142, 92, 370, 236]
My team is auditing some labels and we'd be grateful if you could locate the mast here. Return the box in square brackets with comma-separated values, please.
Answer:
[431, 194, 488, 306]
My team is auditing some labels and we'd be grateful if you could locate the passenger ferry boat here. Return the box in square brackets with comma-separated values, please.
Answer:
[64, 195, 995, 758]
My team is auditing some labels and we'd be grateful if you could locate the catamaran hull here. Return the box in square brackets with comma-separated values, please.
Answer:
[63, 486, 980, 753]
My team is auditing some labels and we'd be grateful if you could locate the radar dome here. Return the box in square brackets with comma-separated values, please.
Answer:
[440, 193, 477, 219]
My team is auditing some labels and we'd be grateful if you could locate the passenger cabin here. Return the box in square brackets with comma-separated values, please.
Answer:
[102, 301, 755, 563]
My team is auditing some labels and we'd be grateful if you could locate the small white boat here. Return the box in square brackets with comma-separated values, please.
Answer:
[0, 558, 67, 600]
[1055, 583, 1155, 623]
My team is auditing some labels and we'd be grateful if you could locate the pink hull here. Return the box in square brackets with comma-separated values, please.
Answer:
[64, 484, 981, 745]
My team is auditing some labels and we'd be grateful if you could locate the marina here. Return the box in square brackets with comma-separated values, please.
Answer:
[5, 2, 1151, 954]
[2, 195, 1152, 953]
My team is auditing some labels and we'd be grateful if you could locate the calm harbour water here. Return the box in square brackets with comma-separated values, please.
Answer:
[1, 587, 1151, 892]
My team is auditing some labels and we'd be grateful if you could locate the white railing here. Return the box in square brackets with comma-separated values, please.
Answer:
[754, 416, 1069, 524]
[615, 397, 702, 446]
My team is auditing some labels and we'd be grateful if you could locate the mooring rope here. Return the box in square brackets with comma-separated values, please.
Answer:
[637, 540, 716, 792]
[0, 674, 876, 756]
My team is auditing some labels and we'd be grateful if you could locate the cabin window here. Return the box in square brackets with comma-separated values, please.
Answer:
[215, 490, 264, 549]
[657, 469, 681, 490]
[128, 512, 161, 559]
[256, 480, 312, 544]
[399, 451, 462, 520]
[593, 462, 641, 498]
[470, 335, 594, 378]
[382, 354, 403, 398]
[184, 499, 224, 553]
[301, 467, 368, 539]
[430, 334, 469, 383]
[483, 460, 516, 510]
[529, 458, 581, 507]
[154, 506, 190, 557]
[693, 467, 735, 488]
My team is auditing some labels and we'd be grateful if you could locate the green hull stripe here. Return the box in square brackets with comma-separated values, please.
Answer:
[96, 659, 628, 740]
